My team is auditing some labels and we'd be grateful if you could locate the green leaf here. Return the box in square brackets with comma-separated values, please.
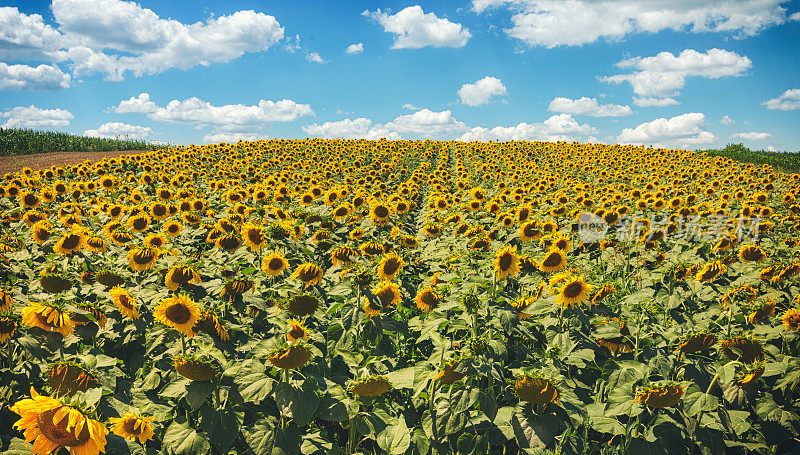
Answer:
[186, 380, 215, 411]
[317, 384, 354, 422]
[163, 421, 211, 455]
[387, 366, 415, 389]
[511, 404, 565, 449]
[377, 417, 411, 454]
[235, 370, 275, 404]
[589, 416, 625, 435]
[199, 407, 240, 454]
[242, 418, 275, 455]
[683, 384, 719, 416]
[275, 378, 320, 426]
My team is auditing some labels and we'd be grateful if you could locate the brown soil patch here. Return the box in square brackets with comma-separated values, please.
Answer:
[0, 150, 149, 175]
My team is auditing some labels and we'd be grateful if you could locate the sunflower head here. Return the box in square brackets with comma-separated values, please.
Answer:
[782, 308, 800, 331]
[173, 354, 219, 381]
[377, 252, 404, 281]
[514, 375, 559, 406]
[47, 362, 100, 397]
[268, 342, 313, 370]
[286, 319, 310, 343]
[127, 246, 160, 272]
[557, 275, 593, 308]
[290, 263, 324, 288]
[676, 332, 717, 356]
[635, 382, 686, 408]
[193, 309, 230, 341]
[154, 294, 201, 337]
[21, 301, 75, 338]
[415, 287, 441, 312]
[351, 375, 392, 397]
[436, 358, 469, 385]
[0, 314, 19, 343]
[110, 412, 155, 444]
[735, 361, 766, 386]
[538, 248, 567, 273]
[95, 269, 125, 288]
[494, 245, 520, 280]
[262, 250, 289, 276]
[286, 293, 320, 317]
[721, 336, 764, 363]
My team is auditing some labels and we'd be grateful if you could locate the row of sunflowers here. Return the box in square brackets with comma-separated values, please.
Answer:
[1, 138, 800, 454]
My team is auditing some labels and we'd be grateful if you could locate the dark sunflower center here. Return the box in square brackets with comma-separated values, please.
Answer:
[132, 218, 147, 230]
[382, 259, 400, 276]
[37, 407, 90, 446]
[564, 282, 583, 298]
[122, 417, 143, 435]
[289, 326, 305, 339]
[133, 251, 154, 265]
[247, 229, 263, 244]
[117, 294, 134, 309]
[61, 234, 81, 250]
[168, 224, 179, 233]
[299, 267, 320, 282]
[376, 289, 395, 306]
[165, 303, 192, 324]
[24, 194, 38, 205]
[0, 318, 16, 335]
[153, 205, 166, 216]
[420, 291, 438, 306]
[542, 252, 562, 267]
[499, 253, 513, 271]
[374, 206, 389, 218]
[268, 258, 285, 270]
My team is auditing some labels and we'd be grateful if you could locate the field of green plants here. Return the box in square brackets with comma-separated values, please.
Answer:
[0, 128, 161, 156]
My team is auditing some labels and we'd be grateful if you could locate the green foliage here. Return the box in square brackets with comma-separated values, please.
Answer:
[0, 127, 162, 156]
[698, 143, 800, 172]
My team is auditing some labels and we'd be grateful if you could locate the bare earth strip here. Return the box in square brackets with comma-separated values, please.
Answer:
[0, 150, 149, 175]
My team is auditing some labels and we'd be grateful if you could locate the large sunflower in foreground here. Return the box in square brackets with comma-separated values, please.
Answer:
[154, 294, 201, 336]
[109, 412, 154, 444]
[21, 301, 75, 337]
[494, 245, 520, 280]
[10, 387, 108, 455]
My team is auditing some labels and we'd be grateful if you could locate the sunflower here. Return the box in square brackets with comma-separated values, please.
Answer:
[163, 219, 182, 237]
[262, 250, 289, 276]
[95, 269, 124, 288]
[635, 383, 686, 408]
[738, 244, 767, 263]
[377, 252, 404, 281]
[10, 387, 108, 455]
[360, 241, 385, 257]
[415, 287, 441, 312]
[773, 263, 800, 283]
[675, 333, 717, 356]
[153, 294, 201, 337]
[31, 220, 52, 244]
[173, 354, 219, 381]
[331, 246, 359, 266]
[69, 302, 107, 329]
[286, 294, 320, 317]
[286, 319, 310, 342]
[436, 359, 467, 385]
[514, 375, 559, 405]
[40, 271, 72, 294]
[221, 279, 254, 301]
[538, 249, 567, 273]
[735, 362, 765, 386]
[268, 343, 313, 370]
[109, 413, 155, 444]
[782, 308, 800, 331]
[494, 245, 520, 280]
[291, 263, 323, 288]
[53, 230, 84, 255]
[370, 203, 391, 225]
[241, 223, 267, 251]
[749, 299, 776, 323]
[351, 375, 392, 397]
[85, 236, 107, 252]
[518, 221, 541, 242]
[422, 223, 442, 238]
[21, 301, 74, 337]
[694, 261, 726, 282]
[1, 315, 19, 342]
[512, 296, 535, 320]
[165, 266, 201, 290]
[127, 246, 160, 271]
[109, 287, 139, 320]
[590, 284, 615, 306]
[372, 281, 401, 309]
[0, 287, 15, 313]
[193, 309, 230, 341]
[556, 275, 593, 308]
[127, 214, 150, 233]
[721, 337, 764, 363]
[47, 362, 100, 397]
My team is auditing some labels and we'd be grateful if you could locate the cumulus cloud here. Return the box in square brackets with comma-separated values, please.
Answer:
[84, 121, 152, 139]
[383, 109, 467, 136]
[345, 43, 364, 54]
[202, 132, 262, 143]
[302, 118, 401, 140]
[616, 112, 716, 147]
[113, 92, 158, 114]
[303, 109, 465, 140]
[548, 96, 632, 117]
[459, 114, 596, 141]
[1, 105, 73, 129]
[458, 76, 507, 106]
[363, 6, 471, 49]
[720, 115, 735, 124]
[402, 104, 420, 110]
[0, 7, 66, 60]
[0, 63, 71, 90]
[633, 97, 680, 107]
[472, 0, 794, 48]
[601, 48, 751, 104]
[730, 131, 772, 140]
[306, 52, 327, 63]
[762, 89, 800, 110]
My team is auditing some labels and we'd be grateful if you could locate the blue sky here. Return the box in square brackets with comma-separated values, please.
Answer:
[1, 0, 799, 150]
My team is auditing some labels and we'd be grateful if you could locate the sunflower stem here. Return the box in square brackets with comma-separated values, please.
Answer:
[180, 335, 186, 356]
[346, 417, 357, 455]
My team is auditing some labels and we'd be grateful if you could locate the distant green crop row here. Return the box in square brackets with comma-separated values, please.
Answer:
[698, 143, 800, 173]
[0, 127, 164, 156]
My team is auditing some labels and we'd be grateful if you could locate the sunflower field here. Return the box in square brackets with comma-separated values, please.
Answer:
[1, 139, 800, 455]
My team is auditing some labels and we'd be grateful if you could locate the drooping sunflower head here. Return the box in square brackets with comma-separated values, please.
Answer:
[262, 250, 289, 276]
[109, 412, 155, 444]
[514, 375, 559, 406]
[173, 354, 220, 381]
[290, 263, 323, 289]
[635, 382, 686, 408]
[286, 293, 320, 317]
[372, 281, 401, 309]
[268, 342, 313, 370]
[0, 314, 19, 343]
[10, 387, 108, 455]
[241, 223, 267, 251]
[47, 361, 100, 397]
[748, 298, 776, 324]
[738, 244, 767, 263]
[721, 336, 764, 363]
[782, 308, 800, 331]
[39, 270, 73, 294]
[675, 332, 717, 356]
[351, 375, 392, 397]
[21, 301, 75, 338]
[95, 269, 125, 288]
[331, 246, 359, 266]
[694, 260, 727, 282]
[0, 287, 16, 313]
[193, 309, 230, 341]
[127, 246, 160, 272]
[436, 358, 469, 386]
[109, 286, 139, 320]
[538, 249, 567, 273]
[153, 294, 201, 337]
[222, 279, 254, 300]
[69, 301, 107, 329]
[735, 361, 766, 386]
[165, 265, 201, 290]
[53, 230, 84, 256]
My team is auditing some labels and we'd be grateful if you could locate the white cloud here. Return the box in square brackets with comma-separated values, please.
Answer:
[336, 109, 353, 115]
[472, 0, 793, 48]
[548, 96, 632, 117]
[84, 121, 152, 139]
[363, 6, 471, 49]
[0, 63, 71, 90]
[762, 89, 800, 110]
[766, 145, 778, 152]
[345, 43, 364, 54]
[617, 112, 716, 147]
[36, 0, 283, 81]
[0, 7, 66, 61]
[306, 52, 327, 63]
[633, 97, 680, 107]
[720, 115, 734, 124]
[113, 93, 313, 140]
[458, 76, 507, 106]
[383, 109, 467, 136]
[730, 131, 772, 140]
[284, 34, 301, 53]
[302, 118, 400, 140]
[303, 109, 465, 140]
[459, 114, 596, 141]
[791, 12, 800, 21]
[1, 105, 73, 129]
[202, 132, 262, 143]
[402, 104, 420, 110]
[602, 49, 751, 103]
